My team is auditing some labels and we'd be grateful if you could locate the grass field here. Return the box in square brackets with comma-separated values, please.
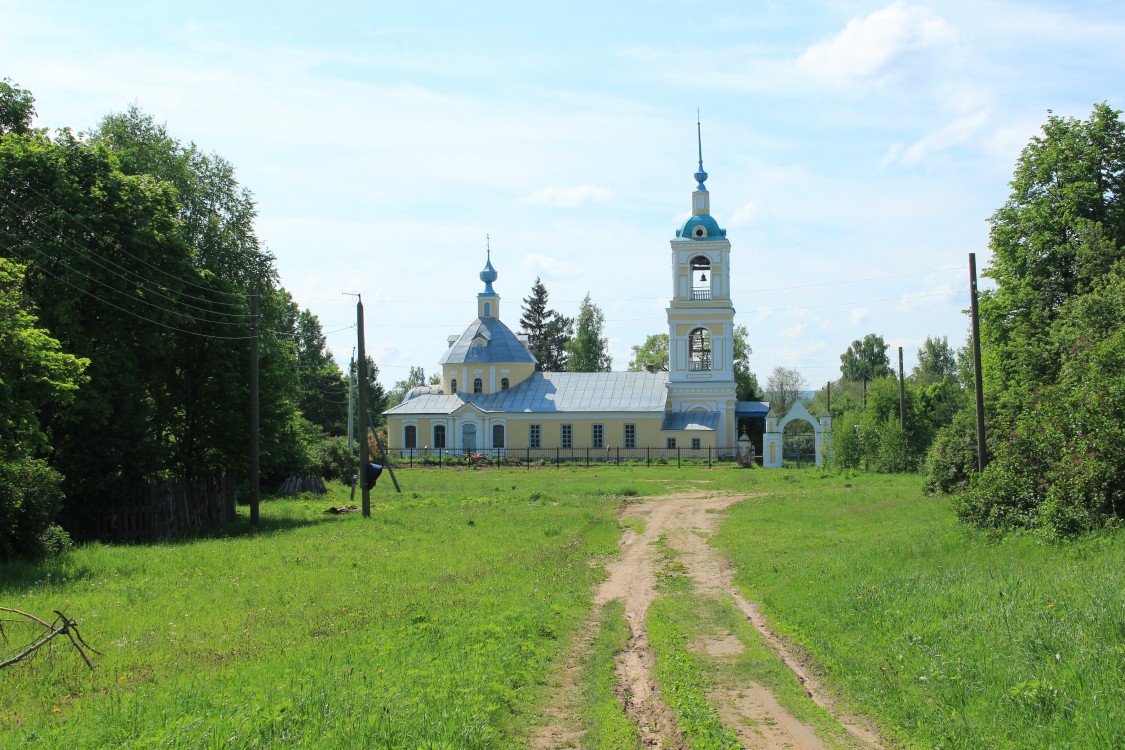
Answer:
[713, 471, 1125, 750]
[2, 466, 1122, 749]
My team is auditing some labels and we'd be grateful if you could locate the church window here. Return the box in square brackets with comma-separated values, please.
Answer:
[624, 424, 636, 449]
[492, 424, 505, 449]
[473, 378, 483, 393]
[561, 424, 573, 449]
[529, 424, 541, 448]
[483, 301, 491, 317]
[690, 256, 711, 300]
[450, 378, 457, 393]
[666, 437, 677, 449]
[688, 328, 712, 371]
[691, 437, 702, 449]
[404, 425, 417, 449]
[433, 425, 446, 449]
[592, 424, 604, 448]
[501, 377, 510, 390]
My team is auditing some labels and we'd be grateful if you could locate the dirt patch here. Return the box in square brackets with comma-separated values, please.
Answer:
[689, 633, 745, 658]
[530, 491, 887, 750]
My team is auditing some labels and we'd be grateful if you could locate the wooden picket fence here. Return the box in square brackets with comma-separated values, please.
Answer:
[68, 477, 236, 543]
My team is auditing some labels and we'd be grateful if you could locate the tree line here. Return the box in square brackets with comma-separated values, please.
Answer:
[0, 80, 380, 558]
[768, 104, 1125, 537]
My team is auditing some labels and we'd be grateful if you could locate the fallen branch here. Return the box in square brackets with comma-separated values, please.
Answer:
[0, 607, 100, 671]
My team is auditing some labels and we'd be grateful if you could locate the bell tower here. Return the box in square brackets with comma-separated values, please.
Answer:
[665, 120, 738, 446]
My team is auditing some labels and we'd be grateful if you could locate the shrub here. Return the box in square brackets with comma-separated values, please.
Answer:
[923, 409, 980, 495]
[0, 458, 67, 561]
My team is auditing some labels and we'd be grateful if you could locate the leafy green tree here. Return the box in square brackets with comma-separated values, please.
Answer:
[386, 365, 425, 408]
[565, 293, 611, 372]
[628, 333, 668, 371]
[518, 277, 573, 371]
[0, 258, 88, 559]
[0, 258, 89, 460]
[765, 366, 806, 415]
[0, 78, 35, 136]
[960, 104, 1125, 533]
[294, 309, 348, 435]
[732, 324, 761, 401]
[351, 355, 389, 419]
[982, 103, 1125, 415]
[912, 335, 958, 386]
[840, 333, 892, 384]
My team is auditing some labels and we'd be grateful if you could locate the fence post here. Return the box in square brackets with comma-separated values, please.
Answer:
[586, 447, 589, 469]
[527, 447, 531, 469]
[646, 447, 650, 466]
[617, 447, 620, 464]
[556, 447, 559, 467]
[677, 447, 681, 468]
[708, 446, 711, 468]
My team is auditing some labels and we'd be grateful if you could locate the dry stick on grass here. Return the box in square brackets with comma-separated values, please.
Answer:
[0, 607, 100, 671]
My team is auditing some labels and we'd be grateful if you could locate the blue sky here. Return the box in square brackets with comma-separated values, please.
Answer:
[3, 1, 1123, 390]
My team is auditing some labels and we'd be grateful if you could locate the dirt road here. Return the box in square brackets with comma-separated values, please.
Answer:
[532, 491, 886, 750]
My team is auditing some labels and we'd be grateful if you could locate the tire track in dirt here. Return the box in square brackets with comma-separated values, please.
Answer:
[532, 491, 887, 750]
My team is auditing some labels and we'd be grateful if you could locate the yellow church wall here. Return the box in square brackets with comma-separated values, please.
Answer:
[441, 362, 536, 395]
[385, 413, 720, 452]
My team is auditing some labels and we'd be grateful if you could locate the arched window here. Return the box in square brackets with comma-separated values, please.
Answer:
[492, 424, 505, 448]
[473, 378, 483, 394]
[450, 378, 457, 393]
[404, 425, 417, 449]
[483, 301, 491, 317]
[433, 425, 446, 449]
[690, 256, 711, 300]
[500, 377, 510, 391]
[689, 327, 712, 371]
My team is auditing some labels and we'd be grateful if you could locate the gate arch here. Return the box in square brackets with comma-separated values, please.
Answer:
[762, 401, 832, 468]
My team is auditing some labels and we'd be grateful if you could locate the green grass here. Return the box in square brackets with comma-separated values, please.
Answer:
[712, 471, 1125, 749]
[579, 600, 641, 750]
[0, 470, 640, 748]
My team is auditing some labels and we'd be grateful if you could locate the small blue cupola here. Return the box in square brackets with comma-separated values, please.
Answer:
[677, 118, 726, 240]
[477, 240, 500, 319]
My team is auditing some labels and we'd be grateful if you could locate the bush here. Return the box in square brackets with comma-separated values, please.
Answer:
[0, 459, 67, 561]
[957, 329, 1125, 535]
[923, 408, 981, 495]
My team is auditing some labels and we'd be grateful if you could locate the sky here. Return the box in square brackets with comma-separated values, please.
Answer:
[3, 0, 1123, 391]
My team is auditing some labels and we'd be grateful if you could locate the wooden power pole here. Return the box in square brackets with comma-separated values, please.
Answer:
[898, 346, 905, 430]
[356, 296, 370, 517]
[249, 289, 260, 527]
[969, 253, 988, 471]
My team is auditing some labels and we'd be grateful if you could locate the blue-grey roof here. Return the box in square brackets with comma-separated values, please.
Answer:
[735, 401, 769, 417]
[676, 214, 726, 239]
[438, 317, 537, 366]
[661, 411, 720, 431]
[385, 371, 668, 416]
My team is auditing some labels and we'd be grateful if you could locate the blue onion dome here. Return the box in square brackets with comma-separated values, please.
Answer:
[479, 251, 498, 294]
[677, 214, 726, 239]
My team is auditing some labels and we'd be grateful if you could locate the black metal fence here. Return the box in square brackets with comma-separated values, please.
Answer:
[382, 446, 763, 469]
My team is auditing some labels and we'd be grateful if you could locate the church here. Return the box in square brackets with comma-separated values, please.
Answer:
[384, 138, 769, 458]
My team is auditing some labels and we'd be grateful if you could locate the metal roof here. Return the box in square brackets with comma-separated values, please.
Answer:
[735, 401, 769, 417]
[385, 371, 668, 416]
[438, 317, 537, 367]
[660, 411, 720, 431]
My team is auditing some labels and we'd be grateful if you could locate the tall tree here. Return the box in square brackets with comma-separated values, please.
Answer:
[765, 366, 807, 415]
[0, 78, 35, 136]
[732, 324, 761, 401]
[840, 334, 892, 384]
[628, 333, 668, 371]
[294, 309, 348, 435]
[912, 335, 958, 386]
[565, 293, 612, 372]
[518, 277, 572, 371]
[386, 365, 426, 408]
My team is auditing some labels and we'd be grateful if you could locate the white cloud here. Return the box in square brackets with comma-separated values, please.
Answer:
[520, 184, 613, 208]
[780, 322, 805, 338]
[728, 200, 760, 227]
[898, 109, 992, 165]
[849, 307, 870, 325]
[796, 2, 956, 88]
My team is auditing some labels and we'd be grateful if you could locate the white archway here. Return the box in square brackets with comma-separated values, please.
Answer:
[762, 401, 832, 468]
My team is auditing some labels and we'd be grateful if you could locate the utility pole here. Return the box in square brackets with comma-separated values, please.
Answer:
[969, 253, 988, 471]
[249, 289, 260, 528]
[356, 296, 370, 517]
[898, 346, 906, 430]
